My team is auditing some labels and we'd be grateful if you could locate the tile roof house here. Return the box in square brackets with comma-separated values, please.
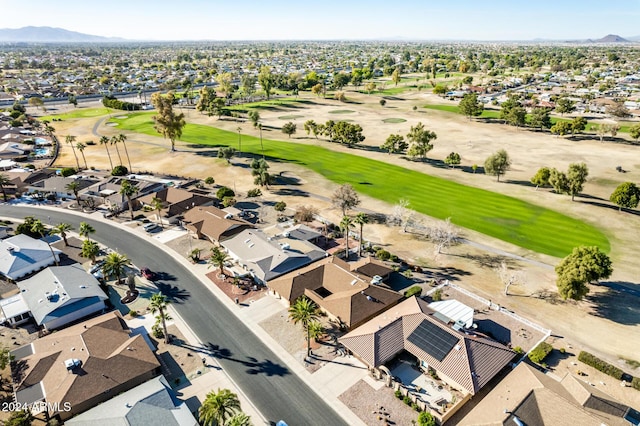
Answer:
[0, 234, 61, 280]
[17, 264, 108, 331]
[65, 375, 197, 426]
[81, 177, 165, 212]
[28, 176, 98, 199]
[340, 297, 514, 396]
[181, 205, 254, 243]
[457, 362, 640, 426]
[269, 257, 403, 329]
[137, 187, 215, 224]
[221, 229, 327, 284]
[11, 311, 161, 421]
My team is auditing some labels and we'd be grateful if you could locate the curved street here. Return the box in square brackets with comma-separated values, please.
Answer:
[2, 205, 348, 426]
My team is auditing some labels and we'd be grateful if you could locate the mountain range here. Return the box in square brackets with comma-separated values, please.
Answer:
[0, 27, 638, 43]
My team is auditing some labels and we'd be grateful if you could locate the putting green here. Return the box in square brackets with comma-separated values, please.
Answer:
[111, 113, 610, 258]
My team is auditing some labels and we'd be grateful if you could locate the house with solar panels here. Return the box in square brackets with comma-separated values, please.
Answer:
[340, 296, 515, 421]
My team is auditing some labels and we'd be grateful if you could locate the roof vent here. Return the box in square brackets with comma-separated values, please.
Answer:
[79, 285, 87, 289]
[350, 279, 358, 286]
[225, 213, 234, 219]
[280, 243, 290, 250]
[283, 232, 290, 238]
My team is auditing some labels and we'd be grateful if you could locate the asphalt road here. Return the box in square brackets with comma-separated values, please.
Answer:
[2, 205, 348, 426]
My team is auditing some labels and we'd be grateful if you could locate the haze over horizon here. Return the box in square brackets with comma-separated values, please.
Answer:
[1, 0, 639, 41]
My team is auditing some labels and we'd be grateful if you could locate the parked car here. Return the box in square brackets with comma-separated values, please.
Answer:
[143, 223, 159, 232]
[140, 267, 155, 280]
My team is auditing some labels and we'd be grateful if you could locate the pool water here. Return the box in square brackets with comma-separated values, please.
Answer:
[34, 148, 50, 156]
[34, 137, 49, 145]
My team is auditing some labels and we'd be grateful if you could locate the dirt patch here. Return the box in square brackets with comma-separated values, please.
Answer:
[339, 379, 422, 426]
[153, 324, 212, 387]
[206, 271, 267, 305]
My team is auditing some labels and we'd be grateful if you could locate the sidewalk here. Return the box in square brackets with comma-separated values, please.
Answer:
[5, 206, 369, 426]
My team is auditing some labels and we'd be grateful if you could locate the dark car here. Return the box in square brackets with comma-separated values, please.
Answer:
[140, 267, 155, 280]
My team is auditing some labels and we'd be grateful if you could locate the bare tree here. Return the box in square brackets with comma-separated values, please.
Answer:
[496, 261, 524, 296]
[331, 184, 360, 216]
[428, 217, 459, 255]
[387, 199, 415, 232]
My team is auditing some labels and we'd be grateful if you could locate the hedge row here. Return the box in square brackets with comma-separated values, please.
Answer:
[102, 96, 141, 111]
[632, 377, 640, 391]
[528, 342, 553, 364]
[578, 351, 624, 380]
[404, 286, 423, 298]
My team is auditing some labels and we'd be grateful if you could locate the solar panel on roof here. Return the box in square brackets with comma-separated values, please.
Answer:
[407, 319, 459, 362]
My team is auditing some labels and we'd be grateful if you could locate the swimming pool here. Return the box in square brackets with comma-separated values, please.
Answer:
[34, 137, 50, 145]
[34, 148, 50, 156]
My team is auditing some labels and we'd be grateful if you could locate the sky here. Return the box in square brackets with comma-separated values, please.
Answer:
[1, 0, 640, 41]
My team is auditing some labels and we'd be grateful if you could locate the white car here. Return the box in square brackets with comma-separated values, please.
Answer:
[143, 223, 159, 232]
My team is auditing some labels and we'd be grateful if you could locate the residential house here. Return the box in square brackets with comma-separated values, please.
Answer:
[340, 297, 514, 396]
[268, 257, 403, 329]
[0, 293, 32, 326]
[65, 375, 197, 426]
[81, 177, 164, 212]
[221, 229, 327, 284]
[11, 311, 161, 421]
[0, 234, 61, 280]
[0, 142, 31, 158]
[137, 187, 215, 224]
[182, 205, 254, 243]
[28, 175, 98, 200]
[17, 264, 108, 331]
[457, 362, 640, 426]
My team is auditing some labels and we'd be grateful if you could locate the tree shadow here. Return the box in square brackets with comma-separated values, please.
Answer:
[155, 281, 190, 304]
[586, 288, 640, 325]
[272, 188, 309, 197]
[274, 173, 302, 186]
[461, 165, 485, 174]
[505, 179, 536, 188]
[578, 200, 640, 216]
[352, 144, 385, 154]
[427, 266, 473, 282]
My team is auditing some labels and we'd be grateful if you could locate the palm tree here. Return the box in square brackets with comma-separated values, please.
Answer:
[308, 320, 325, 343]
[102, 251, 131, 285]
[226, 412, 253, 426]
[117, 134, 133, 172]
[65, 181, 80, 202]
[237, 126, 242, 153]
[353, 213, 369, 257]
[340, 215, 354, 260]
[208, 246, 230, 278]
[99, 136, 114, 170]
[0, 173, 11, 202]
[79, 221, 95, 241]
[149, 293, 171, 344]
[288, 296, 320, 358]
[50, 223, 73, 246]
[110, 135, 124, 166]
[151, 197, 164, 228]
[76, 142, 88, 169]
[199, 388, 241, 426]
[65, 135, 80, 170]
[119, 179, 139, 220]
[30, 219, 59, 266]
[80, 239, 100, 264]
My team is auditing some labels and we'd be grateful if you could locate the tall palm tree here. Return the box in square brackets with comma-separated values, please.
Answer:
[237, 126, 242, 153]
[50, 223, 73, 246]
[149, 293, 171, 344]
[99, 136, 114, 170]
[353, 213, 369, 257]
[30, 219, 59, 266]
[79, 221, 95, 241]
[110, 135, 124, 166]
[65, 135, 80, 170]
[0, 173, 11, 202]
[208, 246, 229, 278]
[288, 296, 320, 358]
[65, 181, 80, 202]
[117, 134, 133, 172]
[340, 215, 354, 260]
[80, 239, 100, 264]
[151, 197, 164, 228]
[102, 251, 131, 285]
[119, 179, 139, 220]
[199, 388, 241, 426]
[76, 142, 88, 169]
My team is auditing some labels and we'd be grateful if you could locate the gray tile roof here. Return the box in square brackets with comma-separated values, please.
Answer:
[0, 234, 60, 280]
[17, 264, 107, 326]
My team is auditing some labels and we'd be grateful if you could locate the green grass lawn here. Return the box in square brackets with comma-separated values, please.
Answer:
[112, 112, 609, 257]
[40, 107, 112, 121]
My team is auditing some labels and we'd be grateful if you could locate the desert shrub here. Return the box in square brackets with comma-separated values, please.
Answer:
[152, 324, 164, 339]
[404, 285, 423, 298]
[411, 402, 420, 411]
[432, 288, 443, 301]
[60, 167, 76, 177]
[247, 188, 262, 197]
[222, 197, 236, 207]
[216, 186, 235, 200]
[129, 310, 138, 317]
[274, 201, 287, 212]
[204, 176, 215, 185]
[376, 249, 391, 261]
[389, 254, 399, 262]
[418, 411, 436, 426]
[403, 396, 411, 405]
[631, 377, 640, 391]
[578, 351, 624, 380]
[395, 390, 402, 399]
[513, 346, 525, 355]
[528, 342, 553, 364]
[111, 165, 128, 176]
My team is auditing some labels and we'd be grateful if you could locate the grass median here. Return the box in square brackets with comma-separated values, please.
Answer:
[111, 112, 610, 257]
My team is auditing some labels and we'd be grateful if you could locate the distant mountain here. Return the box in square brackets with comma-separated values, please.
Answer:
[588, 34, 629, 43]
[0, 26, 124, 42]
[627, 35, 640, 41]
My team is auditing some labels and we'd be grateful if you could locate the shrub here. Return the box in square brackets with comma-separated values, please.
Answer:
[389, 254, 399, 262]
[129, 310, 138, 317]
[222, 197, 236, 207]
[432, 288, 443, 301]
[403, 396, 411, 405]
[631, 377, 640, 391]
[274, 201, 287, 212]
[152, 324, 164, 339]
[559, 347, 566, 354]
[60, 167, 77, 177]
[418, 411, 436, 426]
[204, 176, 215, 185]
[376, 249, 391, 261]
[216, 186, 235, 200]
[528, 342, 553, 364]
[395, 390, 402, 399]
[411, 402, 420, 411]
[404, 285, 423, 298]
[111, 165, 129, 176]
[247, 188, 262, 197]
[513, 346, 525, 355]
[578, 351, 624, 380]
